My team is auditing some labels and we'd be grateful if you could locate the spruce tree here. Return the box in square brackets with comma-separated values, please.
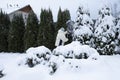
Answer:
[37, 9, 55, 49]
[114, 16, 120, 54]
[46, 9, 55, 49]
[8, 14, 25, 52]
[0, 10, 10, 52]
[62, 9, 71, 29]
[24, 12, 39, 50]
[56, 8, 71, 30]
[56, 8, 63, 31]
[73, 6, 94, 46]
[37, 9, 45, 46]
[94, 5, 116, 55]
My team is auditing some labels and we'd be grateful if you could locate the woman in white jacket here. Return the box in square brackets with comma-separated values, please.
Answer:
[55, 28, 68, 47]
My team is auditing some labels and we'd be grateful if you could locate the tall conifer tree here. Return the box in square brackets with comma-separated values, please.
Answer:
[8, 14, 25, 52]
[56, 8, 71, 31]
[24, 12, 38, 50]
[0, 10, 10, 52]
[37, 9, 55, 49]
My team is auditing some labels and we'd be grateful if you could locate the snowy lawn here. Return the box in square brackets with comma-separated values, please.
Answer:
[0, 53, 120, 80]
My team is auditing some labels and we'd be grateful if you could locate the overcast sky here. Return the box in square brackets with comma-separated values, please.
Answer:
[0, 0, 120, 21]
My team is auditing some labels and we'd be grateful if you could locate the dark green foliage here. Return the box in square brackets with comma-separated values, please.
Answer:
[24, 12, 39, 50]
[62, 9, 71, 29]
[0, 10, 10, 52]
[8, 14, 25, 52]
[56, 8, 71, 31]
[37, 9, 55, 50]
[56, 8, 62, 31]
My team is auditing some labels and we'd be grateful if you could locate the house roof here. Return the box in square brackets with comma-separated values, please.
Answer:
[9, 5, 33, 15]
[1, 4, 33, 14]
[19, 5, 32, 13]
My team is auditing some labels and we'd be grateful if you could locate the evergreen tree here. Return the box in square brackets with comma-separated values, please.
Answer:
[0, 10, 10, 52]
[114, 16, 120, 54]
[24, 12, 39, 50]
[62, 9, 71, 30]
[47, 9, 55, 49]
[8, 14, 25, 52]
[56, 8, 63, 31]
[56, 8, 71, 30]
[94, 5, 116, 55]
[73, 6, 94, 46]
[37, 9, 55, 49]
[37, 9, 45, 46]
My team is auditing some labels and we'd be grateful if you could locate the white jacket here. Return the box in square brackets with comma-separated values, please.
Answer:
[55, 29, 68, 47]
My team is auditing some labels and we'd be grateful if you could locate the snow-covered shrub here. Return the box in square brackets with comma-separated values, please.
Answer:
[18, 46, 52, 67]
[73, 5, 94, 46]
[53, 41, 99, 59]
[48, 55, 66, 74]
[48, 62, 57, 74]
[94, 5, 116, 55]
[114, 17, 120, 54]
[18, 46, 61, 74]
[0, 65, 4, 78]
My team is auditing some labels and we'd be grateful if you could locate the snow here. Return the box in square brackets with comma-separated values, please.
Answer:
[95, 15, 115, 37]
[0, 65, 3, 71]
[53, 41, 99, 59]
[26, 46, 51, 58]
[73, 25, 93, 38]
[0, 53, 120, 80]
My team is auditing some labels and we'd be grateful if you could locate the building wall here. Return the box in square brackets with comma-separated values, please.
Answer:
[9, 11, 29, 24]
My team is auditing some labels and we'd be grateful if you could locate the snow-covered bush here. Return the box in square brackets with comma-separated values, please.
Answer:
[53, 41, 99, 59]
[48, 55, 66, 74]
[73, 6, 94, 46]
[114, 17, 120, 54]
[18, 46, 52, 67]
[48, 62, 57, 74]
[18, 43, 99, 75]
[94, 5, 116, 55]
[18, 46, 60, 74]
[0, 65, 4, 78]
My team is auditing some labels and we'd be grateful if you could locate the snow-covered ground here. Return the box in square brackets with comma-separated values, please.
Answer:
[0, 53, 120, 80]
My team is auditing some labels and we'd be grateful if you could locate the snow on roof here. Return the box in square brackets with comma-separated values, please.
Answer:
[1, 4, 32, 14]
